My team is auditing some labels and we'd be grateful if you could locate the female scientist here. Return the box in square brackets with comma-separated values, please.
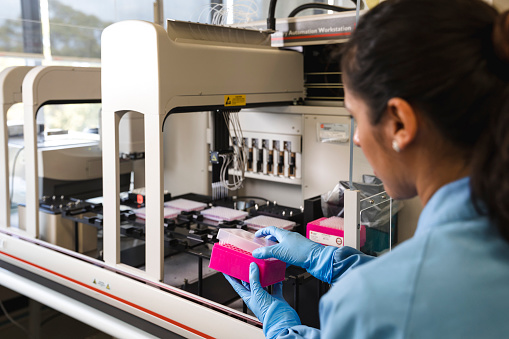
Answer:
[224, 0, 509, 337]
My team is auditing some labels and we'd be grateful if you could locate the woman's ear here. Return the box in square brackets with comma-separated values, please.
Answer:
[385, 98, 418, 152]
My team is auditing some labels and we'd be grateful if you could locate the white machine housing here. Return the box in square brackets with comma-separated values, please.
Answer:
[22, 66, 102, 239]
[101, 19, 304, 283]
[0, 59, 269, 337]
[0, 66, 34, 228]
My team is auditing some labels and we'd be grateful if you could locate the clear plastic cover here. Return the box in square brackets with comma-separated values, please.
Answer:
[217, 228, 277, 253]
[360, 193, 396, 256]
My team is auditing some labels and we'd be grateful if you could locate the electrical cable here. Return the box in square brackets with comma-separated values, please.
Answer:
[9, 146, 24, 205]
[220, 111, 246, 191]
[0, 299, 29, 335]
[268, 0, 278, 31]
[199, 1, 259, 26]
[288, 3, 354, 17]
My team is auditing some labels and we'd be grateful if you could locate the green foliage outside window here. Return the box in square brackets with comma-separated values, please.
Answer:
[49, 1, 112, 58]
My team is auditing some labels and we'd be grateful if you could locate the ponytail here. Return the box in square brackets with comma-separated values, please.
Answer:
[341, 0, 509, 241]
[471, 10, 509, 241]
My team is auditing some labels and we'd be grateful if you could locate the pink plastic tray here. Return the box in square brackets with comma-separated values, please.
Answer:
[209, 243, 286, 287]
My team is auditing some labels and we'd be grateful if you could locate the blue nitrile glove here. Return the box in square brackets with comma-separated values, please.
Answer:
[253, 226, 376, 285]
[223, 263, 301, 339]
[252, 226, 339, 283]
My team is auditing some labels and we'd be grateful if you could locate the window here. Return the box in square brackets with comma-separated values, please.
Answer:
[0, 1, 30, 53]
[48, 0, 154, 59]
[1, 0, 359, 66]
[164, 0, 212, 24]
[40, 103, 101, 134]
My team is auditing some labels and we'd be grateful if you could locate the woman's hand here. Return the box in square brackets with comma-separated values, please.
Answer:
[253, 226, 339, 283]
[223, 263, 301, 339]
[252, 226, 325, 269]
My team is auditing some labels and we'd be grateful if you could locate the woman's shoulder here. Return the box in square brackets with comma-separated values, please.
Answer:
[319, 237, 429, 338]
[320, 222, 509, 338]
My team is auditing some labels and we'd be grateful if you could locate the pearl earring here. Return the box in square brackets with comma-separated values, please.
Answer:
[392, 140, 401, 153]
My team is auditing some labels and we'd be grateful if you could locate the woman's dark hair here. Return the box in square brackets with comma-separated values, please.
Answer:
[341, 0, 509, 240]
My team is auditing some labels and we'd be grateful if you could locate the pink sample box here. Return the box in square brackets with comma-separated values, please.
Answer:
[306, 217, 366, 248]
[209, 229, 286, 287]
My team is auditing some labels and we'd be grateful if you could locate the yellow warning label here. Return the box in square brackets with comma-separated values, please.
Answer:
[224, 95, 246, 107]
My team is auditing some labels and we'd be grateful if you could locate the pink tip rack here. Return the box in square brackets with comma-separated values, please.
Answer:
[133, 206, 179, 220]
[164, 198, 207, 212]
[244, 215, 296, 231]
[200, 206, 248, 221]
[209, 229, 286, 287]
[306, 217, 366, 248]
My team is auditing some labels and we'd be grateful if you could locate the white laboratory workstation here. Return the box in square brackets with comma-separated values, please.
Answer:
[0, 11, 416, 339]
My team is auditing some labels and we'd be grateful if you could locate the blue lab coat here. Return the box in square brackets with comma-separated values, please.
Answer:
[278, 177, 509, 338]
